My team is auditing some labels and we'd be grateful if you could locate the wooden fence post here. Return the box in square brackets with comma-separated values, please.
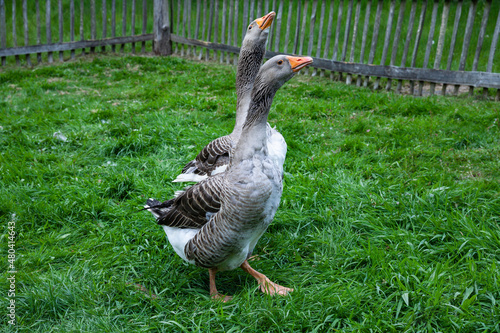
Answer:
[154, 0, 172, 56]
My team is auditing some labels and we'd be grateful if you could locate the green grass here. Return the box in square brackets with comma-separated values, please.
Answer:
[1, 54, 500, 332]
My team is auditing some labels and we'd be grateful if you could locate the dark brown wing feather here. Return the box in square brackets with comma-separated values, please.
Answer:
[156, 175, 226, 229]
[181, 135, 234, 176]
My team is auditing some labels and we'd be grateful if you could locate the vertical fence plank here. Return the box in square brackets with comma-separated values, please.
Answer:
[154, 0, 172, 56]
[199, 0, 207, 59]
[195, 0, 201, 57]
[0, 0, 5, 66]
[333, 0, 343, 62]
[268, 0, 276, 49]
[102, 0, 107, 52]
[298, 0, 308, 55]
[257, 0, 262, 17]
[13, 0, 20, 65]
[347, 0, 361, 84]
[80, 0, 85, 55]
[179, 0, 185, 55]
[47, 0, 53, 63]
[418, 0, 438, 96]
[91, 0, 96, 54]
[242, 0, 249, 41]
[365, 0, 382, 86]
[313, 0, 325, 76]
[206, 0, 215, 60]
[213, 0, 219, 61]
[70, 0, 75, 59]
[486, 2, 500, 100]
[121, 0, 127, 52]
[374, 0, 395, 90]
[23, 0, 31, 65]
[111, 0, 116, 52]
[470, 0, 491, 96]
[58, 0, 64, 61]
[357, 0, 371, 85]
[321, 0, 335, 77]
[284, 0, 293, 54]
[220, 0, 227, 62]
[386, 0, 406, 91]
[36, 0, 43, 63]
[131, 0, 136, 53]
[409, 0, 428, 95]
[454, 0, 477, 95]
[233, 0, 239, 64]
[274, 0, 283, 53]
[293, 0, 301, 55]
[397, 0, 417, 93]
[142, 0, 147, 53]
[430, 0, 450, 95]
[341, 0, 353, 63]
[305, 0, 317, 75]
[442, 1, 462, 95]
[226, 0, 233, 64]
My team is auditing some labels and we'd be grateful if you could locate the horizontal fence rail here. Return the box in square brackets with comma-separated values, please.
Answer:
[0, 0, 154, 65]
[1, 0, 499, 99]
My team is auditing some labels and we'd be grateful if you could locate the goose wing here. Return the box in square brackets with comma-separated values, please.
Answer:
[180, 135, 234, 177]
[156, 175, 227, 229]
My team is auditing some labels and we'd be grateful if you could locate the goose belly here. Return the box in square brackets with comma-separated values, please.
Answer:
[162, 226, 198, 264]
[266, 125, 287, 177]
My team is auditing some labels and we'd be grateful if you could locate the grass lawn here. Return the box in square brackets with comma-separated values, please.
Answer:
[1, 54, 499, 332]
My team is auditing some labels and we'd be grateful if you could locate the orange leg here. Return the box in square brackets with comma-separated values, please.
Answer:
[208, 268, 232, 302]
[240, 260, 293, 296]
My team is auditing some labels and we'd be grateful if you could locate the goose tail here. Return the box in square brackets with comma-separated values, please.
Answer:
[144, 198, 173, 219]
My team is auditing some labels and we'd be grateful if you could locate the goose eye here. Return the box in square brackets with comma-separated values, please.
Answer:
[277, 60, 283, 65]
[248, 25, 252, 30]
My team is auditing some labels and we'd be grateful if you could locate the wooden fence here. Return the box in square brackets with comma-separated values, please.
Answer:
[1, 0, 500, 99]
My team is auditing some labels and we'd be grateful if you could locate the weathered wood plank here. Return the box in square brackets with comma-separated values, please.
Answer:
[199, 0, 207, 59]
[313, 0, 325, 76]
[70, 0, 75, 59]
[1, 35, 154, 57]
[321, 0, 335, 77]
[220, 0, 227, 62]
[357, 0, 371, 85]
[430, 0, 450, 95]
[102, 0, 108, 52]
[23, 0, 31, 65]
[442, 0, 462, 95]
[293, 0, 301, 55]
[58, 0, 64, 60]
[305, 0, 317, 75]
[397, 0, 417, 93]
[454, 0, 478, 95]
[268, 0, 276, 49]
[0, 0, 5, 66]
[233, 0, 239, 65]
[80, 0, 85, 55]
[227, 0, 234, 64]
[365, 0, 383, 86]
[153, 0, 171, 55]
[142, 0, 147, 53]
[298, 0, 308, 55]
[418, 0, 438, 96]
[374, 0, 395, 90]
[487, 4, 500, 73]
[194, 0, 201, 56]
[121, 0, 127, 52]
[12, 0, 20, 64]
[111, 0, 116, 52]
[206, 0, 215, 60]
[347, 0, 361, 84]
[274, 0, 283, 53]
[47, 0, 53, 62]
[131, 0, 136, 53]
[283, 0, 293, 54]
[213, 0, 219, 61]
[386, 0, 406, 91]
[333, 0, 343, 62]
[242, 0, 249, 41]
[341, 0, 353, 63]
[90, 0, 96, 54]
[409, 0, 428, 95]
[37, 0, 43, 63]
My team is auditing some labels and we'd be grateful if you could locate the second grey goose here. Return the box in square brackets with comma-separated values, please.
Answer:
[173, 11, 277, 183]
[145, 55, 313, 301]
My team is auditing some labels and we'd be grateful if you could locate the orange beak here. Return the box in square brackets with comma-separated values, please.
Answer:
[255, 11, 276, 30]
[286, 56, 314, 72]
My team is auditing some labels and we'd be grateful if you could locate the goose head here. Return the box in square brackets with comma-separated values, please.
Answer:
[242, 11, 276, 48]
[253, 55, 314, 94]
